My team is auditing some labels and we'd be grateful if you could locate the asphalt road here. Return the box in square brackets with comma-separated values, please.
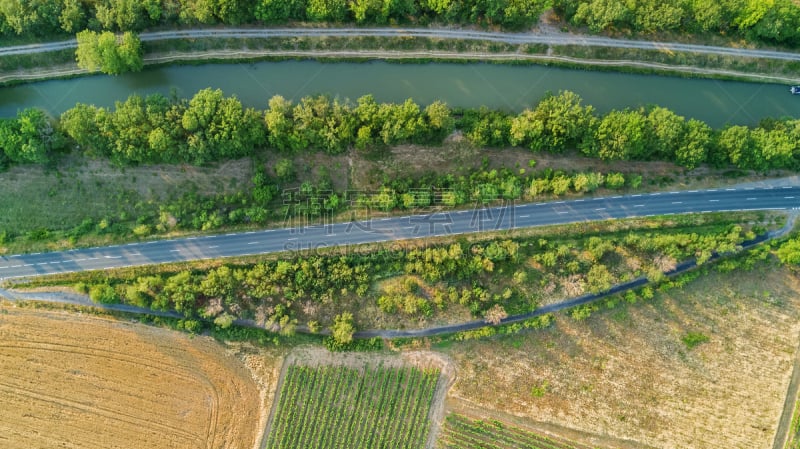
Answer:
[1, 186, 799, 281]
[2, 27, 800, 62]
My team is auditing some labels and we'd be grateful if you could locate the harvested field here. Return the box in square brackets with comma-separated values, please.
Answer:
[440, 263, 800, 449]
[0, 305, 261, 449]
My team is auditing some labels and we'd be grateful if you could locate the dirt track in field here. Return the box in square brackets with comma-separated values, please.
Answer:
[0, 304, 261, 449]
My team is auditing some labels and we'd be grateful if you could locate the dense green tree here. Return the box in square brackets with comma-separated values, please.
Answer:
[675, 119, 711, 169]
[423, 101, 455, 140]
[58, 0, 86, 32]
[94, 0, 161, 30]
[75, 30, 143, 75]
[777, 238, 800, 265]
[306, 0, 348, 21]
[587, 109, 648, 160]
[555, 0, 800, 45]
[178, 0, 217, 23]
[331, 312, 356, 345]
[181, 88, 265, 163]
[463, 107, 511, 147]
[586, 264, 613, 293]
[0, 109, 60, 164]
[572, 0, 630, 32]
[255, 0, 307, 21]
[59, 103, 109, 156]
[159, 271, 199, 314]
[645, 106, 685, 159]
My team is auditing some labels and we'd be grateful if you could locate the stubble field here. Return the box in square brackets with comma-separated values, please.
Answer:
[0, 304, 262, 449]
[441, 263, 800, 449]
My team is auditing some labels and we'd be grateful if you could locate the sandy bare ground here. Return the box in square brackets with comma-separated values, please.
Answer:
[439, 265, 800, 449]
[0, 304, 261, 449]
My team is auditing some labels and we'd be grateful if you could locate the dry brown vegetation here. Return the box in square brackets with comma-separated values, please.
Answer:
[0, 304, 265, 449]
[439, 263, 800, 449]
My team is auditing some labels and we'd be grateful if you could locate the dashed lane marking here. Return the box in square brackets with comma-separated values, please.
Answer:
[247, 242, 259, 245]
[709, 199, 719, 202]
[595, 208, 606, 211]
[633, 204, 645, 207]
[208, 246, 219, 249]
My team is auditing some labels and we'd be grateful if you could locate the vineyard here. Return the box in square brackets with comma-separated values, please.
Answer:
[265, 364, 440, 449]
[438, 414, 590, 449]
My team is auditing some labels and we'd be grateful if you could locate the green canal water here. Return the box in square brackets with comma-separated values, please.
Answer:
[1, 60, 798, 127]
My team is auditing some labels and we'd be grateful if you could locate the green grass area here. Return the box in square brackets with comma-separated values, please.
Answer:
[266, 364, 439, 449]
[438, 413, 588, 449]
[0, 156, 251, 254]
[0, 49, 75, 75]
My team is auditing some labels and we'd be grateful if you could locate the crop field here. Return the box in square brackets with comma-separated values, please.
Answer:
[265, 364, 440, 449]
[0, 304, 261, 449]
[438, 413, 590, 449]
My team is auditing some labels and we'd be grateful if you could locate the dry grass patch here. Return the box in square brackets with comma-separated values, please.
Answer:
[439, 263, 800, 449]
[0, 305, 263, 449]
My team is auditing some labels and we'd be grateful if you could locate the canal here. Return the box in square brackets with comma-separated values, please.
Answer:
[1, 60, 798, 127]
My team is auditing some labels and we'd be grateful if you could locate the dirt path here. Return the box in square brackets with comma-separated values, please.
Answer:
[3, 26, 800, 85]
[2, 47, 797, 86]
[5, 27, 800, 61]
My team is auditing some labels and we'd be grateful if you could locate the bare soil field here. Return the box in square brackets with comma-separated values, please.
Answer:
[0, 304, 262, 449]
[439, 263, 800, 449]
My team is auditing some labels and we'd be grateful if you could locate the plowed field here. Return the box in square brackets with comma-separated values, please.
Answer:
[0, 305, 260, 449]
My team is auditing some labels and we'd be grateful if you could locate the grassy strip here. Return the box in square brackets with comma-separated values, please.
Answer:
[1, 34, 797, 87]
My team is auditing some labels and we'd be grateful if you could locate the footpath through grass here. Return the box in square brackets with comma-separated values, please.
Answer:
[265, 364, 439, 449]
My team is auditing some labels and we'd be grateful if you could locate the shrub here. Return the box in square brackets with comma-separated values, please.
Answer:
[605, 172, 626, 189]
[88, 283, 119, 303]
[681, 332, 710, 350]
[275, 158, 295, 181]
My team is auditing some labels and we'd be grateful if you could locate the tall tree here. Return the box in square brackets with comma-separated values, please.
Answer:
[75, 30, 142, 75]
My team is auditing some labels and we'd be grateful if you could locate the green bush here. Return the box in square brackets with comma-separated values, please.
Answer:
[88, 283, 119, 304]
[681, 332, 710, 350]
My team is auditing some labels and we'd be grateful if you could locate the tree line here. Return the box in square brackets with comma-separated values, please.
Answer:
[3, 90, 799, 171]
[0, 0, 549, 38]
[553, 0, 800, 46]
